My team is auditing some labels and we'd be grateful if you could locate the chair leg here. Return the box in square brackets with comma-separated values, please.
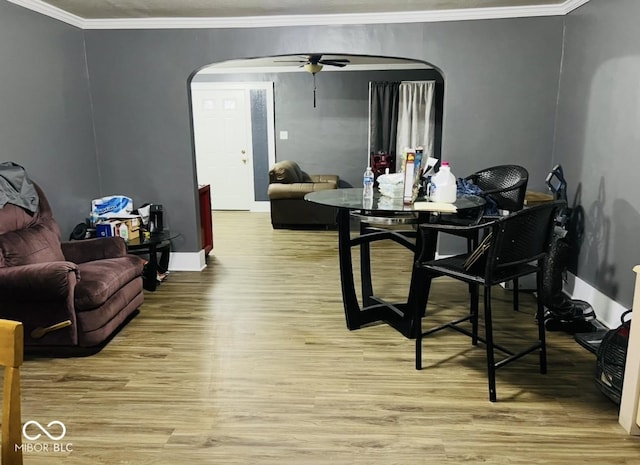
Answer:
[415, 276, 434, 371]
[470, 283, 479, 345]
[512, 278, 519, 311]
[415, 327, 423, 371]
[483, 286, 497, 402]
[415, 276, 422, 370]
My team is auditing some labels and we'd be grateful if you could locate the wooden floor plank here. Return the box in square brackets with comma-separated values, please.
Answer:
[3, 211, 640, 464]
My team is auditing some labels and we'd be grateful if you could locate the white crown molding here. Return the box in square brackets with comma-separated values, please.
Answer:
[560, 0, 591, 14]
[8, 0, 590, 30]
[80, 6, 558, 30]
[6, 0, 84, 28]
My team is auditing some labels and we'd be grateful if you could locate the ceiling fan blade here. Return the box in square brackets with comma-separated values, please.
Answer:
[320, 60, 348, 67]
[322, 58, 350, 63]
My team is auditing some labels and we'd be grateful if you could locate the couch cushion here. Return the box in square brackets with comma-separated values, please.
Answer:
[0, 222, 64, 267]
[74, 256, 144, 310]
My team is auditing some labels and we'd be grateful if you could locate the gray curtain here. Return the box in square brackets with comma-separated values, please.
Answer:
[396, 81, 436, 171]
[369, 81, 400, 157]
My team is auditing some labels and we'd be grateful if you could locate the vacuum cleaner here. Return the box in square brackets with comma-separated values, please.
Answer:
[540, 165, 601, 335]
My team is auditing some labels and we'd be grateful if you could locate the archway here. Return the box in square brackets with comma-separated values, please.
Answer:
[188, 53, 444, 211]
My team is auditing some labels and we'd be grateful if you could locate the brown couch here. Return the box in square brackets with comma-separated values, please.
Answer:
[0, 184, 145, 354]
[268, 160, 339, 229]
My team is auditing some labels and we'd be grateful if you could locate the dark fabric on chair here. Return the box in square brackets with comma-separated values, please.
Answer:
[414, 201, 564, 401]
[0, 183, 145, 353]
[268, 160, 339, 229]
[269, 159, 313, 183]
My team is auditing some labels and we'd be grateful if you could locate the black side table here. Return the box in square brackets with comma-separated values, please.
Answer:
[126, 230, 176, 291]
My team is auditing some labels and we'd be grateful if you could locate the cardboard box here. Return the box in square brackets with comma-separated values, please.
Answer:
[95, 220, 118, 238]
[402, 151, 416, 204]
[95, 217, 141, 241]
[525, 190, 554, 206]
[112, 216, 141, 240]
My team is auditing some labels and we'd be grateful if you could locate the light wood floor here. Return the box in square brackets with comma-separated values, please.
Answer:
[6, 211, 640, 464]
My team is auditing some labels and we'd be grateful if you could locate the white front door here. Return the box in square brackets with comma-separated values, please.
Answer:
[191, 85, 253, 210]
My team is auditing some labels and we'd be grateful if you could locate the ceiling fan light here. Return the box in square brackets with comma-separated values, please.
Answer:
[304, 63, 323, 74]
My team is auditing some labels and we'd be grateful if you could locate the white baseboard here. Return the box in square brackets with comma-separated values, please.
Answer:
[168, 250, 207, 271]
[497, 271, 624, 330]
[251, 201, 270, 212]
[564, 273, 628, 329]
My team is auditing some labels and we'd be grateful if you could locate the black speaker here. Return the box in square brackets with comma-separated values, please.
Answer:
[70, 223, 88, 241]
[149, 204, 164, 233]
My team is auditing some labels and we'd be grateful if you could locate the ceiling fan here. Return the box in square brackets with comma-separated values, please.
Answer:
[276, 54, 351, 108]
[277, 54, 351, 74]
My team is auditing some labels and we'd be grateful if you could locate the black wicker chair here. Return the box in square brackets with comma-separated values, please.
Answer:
[466, 165, 529, 213]
[413, 201, 563, 402]
[455, 165, 529, 310]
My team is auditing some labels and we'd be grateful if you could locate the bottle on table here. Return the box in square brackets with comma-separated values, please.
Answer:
[363, 166, 374, 199]
[429, 161, 457, 203]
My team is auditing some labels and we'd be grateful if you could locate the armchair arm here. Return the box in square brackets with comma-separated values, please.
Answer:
[268, 182, 336, 200]
[61, 237, 127, 263]
[0, 262, 79, 300]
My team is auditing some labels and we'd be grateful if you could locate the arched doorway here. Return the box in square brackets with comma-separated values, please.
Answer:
[188, 54, 443, 211]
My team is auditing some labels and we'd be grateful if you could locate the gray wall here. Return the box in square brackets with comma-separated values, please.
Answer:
[250, 89, 270, 202]
[1, 0, 636, 320]
[556, 0, 640, 308]
[0, 1, 98, 238]
[84, 18, 563, 254]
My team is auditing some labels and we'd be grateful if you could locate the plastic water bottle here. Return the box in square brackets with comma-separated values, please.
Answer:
[363, 166, 374, 199]
[118, 222, 129, 241]
[429, 161, 457, 203]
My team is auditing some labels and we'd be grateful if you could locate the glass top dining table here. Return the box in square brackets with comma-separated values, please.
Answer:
[305, 188, 486, 338]
[305, 187, 486, 215]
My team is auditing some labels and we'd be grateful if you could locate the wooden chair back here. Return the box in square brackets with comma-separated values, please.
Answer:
[1, 319, 23, 465]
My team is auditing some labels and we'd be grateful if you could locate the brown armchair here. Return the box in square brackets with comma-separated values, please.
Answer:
[268, 160, 339, 229]
[0, 184, 145, 354]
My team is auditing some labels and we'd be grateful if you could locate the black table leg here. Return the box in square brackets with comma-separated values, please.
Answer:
[143, 242, 159, 292]
[337, 208, 362, 330]
[129, 239, 171, 292]
[335, 208, 433, 338]
[405, 226, 437, 338]
[359, 220, 375, 307]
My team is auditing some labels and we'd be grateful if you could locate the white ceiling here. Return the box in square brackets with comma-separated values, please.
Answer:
[8, 0, 590, 28]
